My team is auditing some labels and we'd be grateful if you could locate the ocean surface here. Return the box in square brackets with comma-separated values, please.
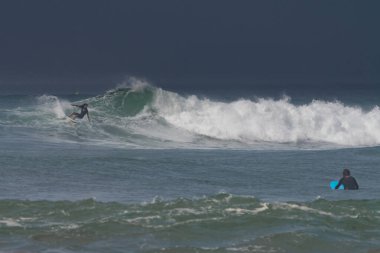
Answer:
[1, 82, 380, 253]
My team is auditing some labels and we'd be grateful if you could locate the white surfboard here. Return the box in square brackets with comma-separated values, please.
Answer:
[65, 116, 78, 124]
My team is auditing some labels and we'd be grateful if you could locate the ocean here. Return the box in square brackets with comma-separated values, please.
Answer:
[1, 82, 380, 253]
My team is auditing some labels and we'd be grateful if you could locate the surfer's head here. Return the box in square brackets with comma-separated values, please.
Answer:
[343, 168, 350, 177]
[83, 103, 88, 108]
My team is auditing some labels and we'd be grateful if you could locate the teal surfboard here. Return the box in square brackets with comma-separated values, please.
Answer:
[330, 180, 344, 190]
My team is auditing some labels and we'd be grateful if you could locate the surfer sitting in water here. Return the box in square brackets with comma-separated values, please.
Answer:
[69, 103, 90, 122]
[335, 168, 359, 190]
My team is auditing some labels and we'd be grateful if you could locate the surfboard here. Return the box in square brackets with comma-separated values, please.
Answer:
[330, 180, 344, 190]
[65, 116, 77, 124]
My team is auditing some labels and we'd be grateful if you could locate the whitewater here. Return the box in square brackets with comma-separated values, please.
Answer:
[2, 83, 380, 149]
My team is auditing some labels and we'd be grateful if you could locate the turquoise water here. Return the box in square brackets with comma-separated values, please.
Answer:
[1, 85, 380, 252]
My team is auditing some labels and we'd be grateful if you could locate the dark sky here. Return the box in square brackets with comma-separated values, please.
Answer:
[0, 0, 379, 93]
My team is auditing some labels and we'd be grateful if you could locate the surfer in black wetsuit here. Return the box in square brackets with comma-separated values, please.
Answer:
[69, 103, 90, 121]
[335, 168, 359, 190]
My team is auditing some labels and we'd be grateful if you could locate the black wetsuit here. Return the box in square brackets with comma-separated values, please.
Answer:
[335, 176, 359, 190]
[72, 105, 88, 119]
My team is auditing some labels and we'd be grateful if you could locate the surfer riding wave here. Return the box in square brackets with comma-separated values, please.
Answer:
[69, 103, 90, 122]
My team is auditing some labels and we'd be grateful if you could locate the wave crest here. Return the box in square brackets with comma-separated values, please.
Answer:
[3, 84, 380, 149]
[153, 90, 380, 146]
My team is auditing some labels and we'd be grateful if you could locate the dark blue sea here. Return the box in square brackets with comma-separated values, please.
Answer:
[1, 80, 380, 253]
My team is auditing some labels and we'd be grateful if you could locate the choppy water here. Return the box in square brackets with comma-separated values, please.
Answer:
[1, 195, 380, 253]
[1, 82, 380, 252]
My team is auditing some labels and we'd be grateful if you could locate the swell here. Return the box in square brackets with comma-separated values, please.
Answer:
[0, 194, 380, 252]
[2, 194, 380, 234]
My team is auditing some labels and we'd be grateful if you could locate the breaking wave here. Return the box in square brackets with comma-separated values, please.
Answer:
[2, 81, 380, 149]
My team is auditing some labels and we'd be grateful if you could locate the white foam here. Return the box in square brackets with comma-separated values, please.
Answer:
[170, 208, 204, 216]
[225, 203, 269, 216]
[0, 218, 22, 227]
[153, 89, 380, 147]
[125, 215, 161, 224]
[58, 223, 80, 230]
[226, 245, 274, 253]
[274, 203, 335, 217]
[273, 203, 358, 219]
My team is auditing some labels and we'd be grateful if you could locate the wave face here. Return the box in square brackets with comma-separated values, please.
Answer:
[0, 194, 379, 252]
[2, 82, 380, 149]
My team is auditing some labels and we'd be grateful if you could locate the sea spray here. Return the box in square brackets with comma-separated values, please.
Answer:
[37, 95, 72, 119]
